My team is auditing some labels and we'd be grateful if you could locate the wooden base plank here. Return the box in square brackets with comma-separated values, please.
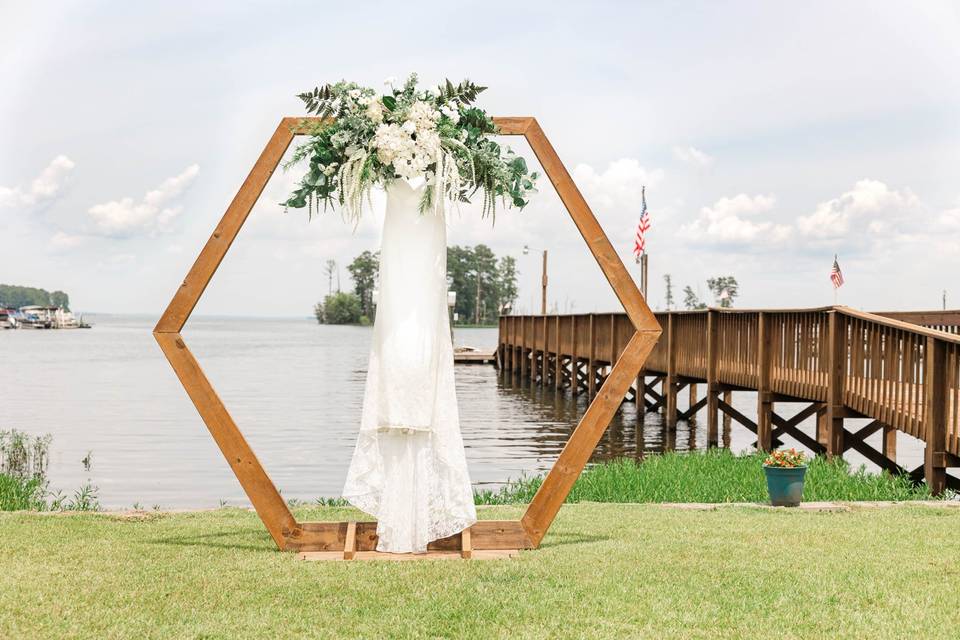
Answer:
[284, 520, 533, 553]
[298, 549, 520, 562]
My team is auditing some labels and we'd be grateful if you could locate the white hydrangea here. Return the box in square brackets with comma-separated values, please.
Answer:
[408, 100, 440, 131]
[372, 119, 443, 180]
[372, 123, 408, 165]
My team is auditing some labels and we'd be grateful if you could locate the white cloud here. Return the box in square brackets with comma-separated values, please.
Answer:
[796, 179, 919, 241]
[87, 164, 199, 237]
[572, 159, 664, 211]
[939, 202, 960, 230]
[49, 230, 85, 250]
[0, 155, 75, 208]
[681, 193, 791, 244]
[672, 145, 713, 167]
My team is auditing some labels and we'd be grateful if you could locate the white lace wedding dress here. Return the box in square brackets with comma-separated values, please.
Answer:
[342, 179, 477, 553]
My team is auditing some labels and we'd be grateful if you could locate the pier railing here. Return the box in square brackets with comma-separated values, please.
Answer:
[498, 307, 960, 493]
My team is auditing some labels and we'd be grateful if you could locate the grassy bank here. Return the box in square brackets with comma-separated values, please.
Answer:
[475, 449, 936, 505]
[2, 504, 959, 638]
[1, 430, 100, 512]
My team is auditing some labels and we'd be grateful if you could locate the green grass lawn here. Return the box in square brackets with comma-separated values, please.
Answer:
[2, 503, 959, 639]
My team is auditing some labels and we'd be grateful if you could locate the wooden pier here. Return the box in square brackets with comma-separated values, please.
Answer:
[498, 306, 960, 494]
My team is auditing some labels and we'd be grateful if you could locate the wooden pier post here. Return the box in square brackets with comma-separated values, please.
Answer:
[530, 315, 538, 385]
[571, 315, 580, 396]
[665, 314, 678, 429]
[519, 315, 527, 381]
[882, 426, 897, 461]
[588, 314, 596, 398]
[756, 312, 773, 451]
[706, 309, 719, 446]
[824, 311, 846, 457]
[923, 336, 947, 495]
[554, 315, 562, 391]
[688, 383, 698, 424]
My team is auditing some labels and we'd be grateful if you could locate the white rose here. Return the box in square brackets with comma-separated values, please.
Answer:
[366, 100, 384, 123]
[441, 105, 460, 123]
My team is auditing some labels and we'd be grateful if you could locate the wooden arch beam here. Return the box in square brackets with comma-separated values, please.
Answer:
[154, 116, 661, 552]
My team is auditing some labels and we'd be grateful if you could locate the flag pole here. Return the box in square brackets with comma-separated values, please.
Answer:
[641, 253, 648, 299]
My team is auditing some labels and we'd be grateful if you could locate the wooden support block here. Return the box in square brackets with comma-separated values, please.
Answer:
[343, 521, 357, 560]
[461, 527, 472, 560]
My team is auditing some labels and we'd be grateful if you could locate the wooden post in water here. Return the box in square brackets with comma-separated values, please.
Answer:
[571, 315, 580, 396]
[923, 336, 947, 495]
[665, 314, 678, 428]
[706, 309, 719, 446]
[756, 312, 773, 451]
[554, 315, 562, 391]
[688, 383, 698, 424]
[587, 313, 597, 399]
[519, 316, 527, 381]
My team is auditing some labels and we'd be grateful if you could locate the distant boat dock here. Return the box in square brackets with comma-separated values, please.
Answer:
[453, 346, 497, 365]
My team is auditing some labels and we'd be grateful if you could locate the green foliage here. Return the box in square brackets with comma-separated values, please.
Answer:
[663, 274, 674, 310]
[474, 450, 936, 505]
[346, 250, 379, 320]
[682, 285, 707, 310]
[284, 73, 538, 221]
[445, 244, 517, 325]
[315, 292, 363, 325]
[707, 275, 739, 307]
[0, 430, 100, 512]
[0, 284, 69, 310]
[437, 78, 487, 105]
[0, 474, 46, 511]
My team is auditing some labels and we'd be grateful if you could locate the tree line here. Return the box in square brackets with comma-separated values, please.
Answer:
[0, 284, 70, 310]
[662, 275, 739, 310]
[315, 245, 519, 326]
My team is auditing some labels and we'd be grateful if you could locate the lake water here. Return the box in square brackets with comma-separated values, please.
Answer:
[1, 315, 929, 508]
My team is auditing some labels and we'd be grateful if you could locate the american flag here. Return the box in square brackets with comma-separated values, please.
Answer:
[830, 255, 844, 289]
[633, 186, 650, 263]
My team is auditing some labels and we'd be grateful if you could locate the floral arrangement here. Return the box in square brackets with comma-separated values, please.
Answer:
[762, 448, 808, 468]
[283, 74, 538, 222]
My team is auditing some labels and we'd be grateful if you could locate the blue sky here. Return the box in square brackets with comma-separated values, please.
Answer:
[2, 1, 958, 315]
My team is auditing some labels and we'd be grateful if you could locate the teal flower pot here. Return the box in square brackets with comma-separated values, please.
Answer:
[763, 465, 807, 507]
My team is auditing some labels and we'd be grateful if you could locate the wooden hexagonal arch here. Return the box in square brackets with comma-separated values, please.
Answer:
[154, 116, 661, 558]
